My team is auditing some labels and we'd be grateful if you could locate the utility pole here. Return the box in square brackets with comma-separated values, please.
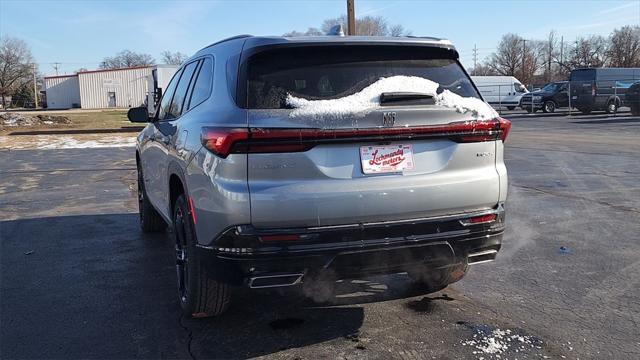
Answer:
[32, 63, 38, 108]
[560, 36, 564, 71]
[521, 39, 527, 83]
[548, 38, 552, 82]
[347, 0, 356, 36]
[473, 44, 478, 75]
[52, 62, 61, 76]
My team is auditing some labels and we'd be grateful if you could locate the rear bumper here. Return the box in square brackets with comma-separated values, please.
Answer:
[197, 206, 505, 287]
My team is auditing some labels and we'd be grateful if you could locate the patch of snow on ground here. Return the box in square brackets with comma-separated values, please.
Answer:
[286, 75, 498, 120]
[35, 136, 136, 149]
[0, 135, 136, 150]
[462, 328, 540, 359]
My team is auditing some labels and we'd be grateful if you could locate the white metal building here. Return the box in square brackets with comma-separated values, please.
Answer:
[44, 65, 171, 110]
[43, 75, 81, 109]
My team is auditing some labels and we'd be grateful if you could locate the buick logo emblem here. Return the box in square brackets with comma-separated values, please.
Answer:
[382, 112, 396, 127]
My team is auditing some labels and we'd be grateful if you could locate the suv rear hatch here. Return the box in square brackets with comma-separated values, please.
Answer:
[239, 44, 506, 229]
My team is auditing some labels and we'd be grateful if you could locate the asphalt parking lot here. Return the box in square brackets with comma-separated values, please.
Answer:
[1, 112, 639, 359]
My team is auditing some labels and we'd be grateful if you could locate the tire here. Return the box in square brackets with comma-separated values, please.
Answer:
[138, 166, 165, 233]
[631, 105, 640, 116]
[606, 100, 618, 114]
[408, 263, 468, 291]
[543, 101, 556, 113]
[507, 106, 515, 111]
[173, 194, 230, 317]
[525, 107, 533, 113]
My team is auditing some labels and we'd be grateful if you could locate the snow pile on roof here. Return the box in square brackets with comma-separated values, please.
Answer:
[286, 75, 498, 120]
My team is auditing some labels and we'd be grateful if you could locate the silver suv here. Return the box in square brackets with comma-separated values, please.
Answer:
[128, 35, 510, 317]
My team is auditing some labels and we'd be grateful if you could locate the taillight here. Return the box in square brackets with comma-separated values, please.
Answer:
[201, 128, 248, 158]
[201, 118, 511, 157]
[498, 117, 511, 142]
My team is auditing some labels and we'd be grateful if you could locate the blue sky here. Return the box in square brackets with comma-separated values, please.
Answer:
[1, 0, 638, 76]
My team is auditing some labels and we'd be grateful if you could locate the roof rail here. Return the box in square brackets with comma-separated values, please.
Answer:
[201, 34, 252, 51]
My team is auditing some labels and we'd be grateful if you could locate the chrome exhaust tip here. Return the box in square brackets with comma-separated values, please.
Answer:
[248, 273, 304, 289]
[467, 249, 498, 265]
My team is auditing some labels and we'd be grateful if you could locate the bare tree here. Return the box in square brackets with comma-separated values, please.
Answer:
[161, 51, 188, 66]
[608, 25, 640, 67]
[283, 28, 323, 37]
[286, 15, 410, 37]
[568, 35, 609, 68]
[541, 31, 563, 82]
[486, 34, 523, 77]
[99, 50, 155, 69]
[0, 36, 35, 108]
[485, 34, 545, 86]
[389, 24, 412, 37]
[471, 63, 498, 76]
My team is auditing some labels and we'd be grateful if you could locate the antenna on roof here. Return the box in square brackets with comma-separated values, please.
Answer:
[327, 24, 345, 36]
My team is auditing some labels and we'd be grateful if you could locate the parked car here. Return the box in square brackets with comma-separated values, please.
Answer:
[570, 68, 640, 114]
[626, 82, 640, 116]
[520, 81, 569, 113]
[129, 35, 509, 317]
[471, 75, 528, 110]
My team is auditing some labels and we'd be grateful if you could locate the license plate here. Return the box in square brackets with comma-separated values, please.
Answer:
[360, 144, 414, 174]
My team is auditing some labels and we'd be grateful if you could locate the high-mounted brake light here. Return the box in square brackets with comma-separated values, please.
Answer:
[201, 118, 511, 157]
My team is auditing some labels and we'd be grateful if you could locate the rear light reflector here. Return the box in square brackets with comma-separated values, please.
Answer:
[201, 118, 511, 157]
[460, 213, 497, 226]
[259, 234, 300, 242]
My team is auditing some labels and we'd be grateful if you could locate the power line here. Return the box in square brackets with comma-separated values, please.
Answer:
[52, 62, 61, 76]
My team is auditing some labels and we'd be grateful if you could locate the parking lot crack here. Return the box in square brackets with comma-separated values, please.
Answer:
[178, 314, 197, 360]
[512, 184, 640, 214]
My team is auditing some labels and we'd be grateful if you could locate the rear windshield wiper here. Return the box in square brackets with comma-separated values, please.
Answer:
[379, 92, 435, 106]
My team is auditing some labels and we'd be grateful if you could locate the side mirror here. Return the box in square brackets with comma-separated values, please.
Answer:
[127, 106, 150, 123]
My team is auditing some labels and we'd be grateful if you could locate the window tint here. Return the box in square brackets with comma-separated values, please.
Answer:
[166, 61, 199, 119]
[570, 69, 596, 82]
[514, 83, 527, 93]
[157, 68, 182, 120]
[188, 57, 213, 110]
[245, 46, 479, 109]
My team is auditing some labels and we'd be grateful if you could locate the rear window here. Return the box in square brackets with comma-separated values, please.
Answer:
[570, 69, 596, 82]
[245, 45, 478, 109]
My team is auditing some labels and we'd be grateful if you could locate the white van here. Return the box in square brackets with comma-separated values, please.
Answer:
[471, 76, 528, 110]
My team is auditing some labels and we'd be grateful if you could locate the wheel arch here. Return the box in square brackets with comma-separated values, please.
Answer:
[168, 161, 189, 215]
[606, 95, 622, 105]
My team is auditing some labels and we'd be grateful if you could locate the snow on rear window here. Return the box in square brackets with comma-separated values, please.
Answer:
[286, 75, 498, 120]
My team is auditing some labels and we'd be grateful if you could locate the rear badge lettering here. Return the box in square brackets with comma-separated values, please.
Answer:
[382, 112, 396, 127]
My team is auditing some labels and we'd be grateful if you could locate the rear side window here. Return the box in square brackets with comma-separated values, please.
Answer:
[187, 57, 213, 110]
[167, 61, 199, 119]
[570, 69, 596, 81]
[157, 68, 182, 120]
[244, 46, 478, 109]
